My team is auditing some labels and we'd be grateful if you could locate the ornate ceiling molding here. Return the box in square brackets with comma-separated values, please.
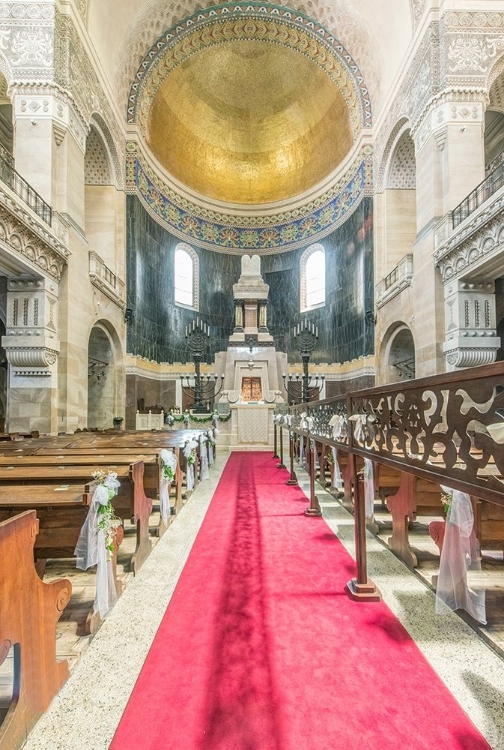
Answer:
[116, 0, 380, 115]
[126, 143, 373, 254]
[127, 2, 372, 139]
[54, 12, 125, 187]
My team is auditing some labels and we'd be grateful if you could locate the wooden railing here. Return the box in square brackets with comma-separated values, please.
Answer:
[285, 362, 504, 600]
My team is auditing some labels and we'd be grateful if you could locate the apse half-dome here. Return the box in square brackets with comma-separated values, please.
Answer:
[146, 40, 353, 205]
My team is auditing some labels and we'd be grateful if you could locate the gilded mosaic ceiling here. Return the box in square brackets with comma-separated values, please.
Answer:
[146, 41, 352, 204]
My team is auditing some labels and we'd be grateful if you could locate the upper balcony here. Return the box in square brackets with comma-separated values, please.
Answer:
[0, 142, 52, 226]
[89, 251, 125, 308]
[434, 149, 504, 283]
[0, 143, 69, 282]
[376, 254, 413, 309]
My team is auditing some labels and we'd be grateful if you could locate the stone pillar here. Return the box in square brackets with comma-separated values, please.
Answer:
[409, 95, 487, 376]
[233, 300, 244, 332]
[442, 279, 500, 370]
[2, 277, 60, 433]
[258, 300, 268, 332]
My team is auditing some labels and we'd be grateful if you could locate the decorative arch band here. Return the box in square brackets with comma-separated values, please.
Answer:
[125, 145, 373, 254]
[127, 2, 372, 135]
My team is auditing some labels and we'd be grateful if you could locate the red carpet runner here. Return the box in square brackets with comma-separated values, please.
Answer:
[111, 452, 491, 750]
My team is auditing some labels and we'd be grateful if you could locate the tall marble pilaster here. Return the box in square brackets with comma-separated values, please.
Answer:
[3, 277, 60, 433]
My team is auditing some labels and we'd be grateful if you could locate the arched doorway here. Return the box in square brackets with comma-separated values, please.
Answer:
[381, 324, 416, 384]
[87, 324, 115, 429]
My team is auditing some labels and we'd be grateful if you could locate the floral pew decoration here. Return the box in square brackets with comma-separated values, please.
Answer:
[199, 433, 209, 480]
[436, 486, 486, 625]
[207, 429, 216, 465]
[159, 449, 178, 526]
[183, 438, 198, 492]
[74, 470, 122, 620]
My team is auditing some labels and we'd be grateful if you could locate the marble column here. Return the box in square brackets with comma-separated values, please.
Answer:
[3, 277, 60, 433]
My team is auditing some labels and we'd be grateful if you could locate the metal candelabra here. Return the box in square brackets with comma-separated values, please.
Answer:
[282, 320, 325, 404]
[180, 319, 224, 413]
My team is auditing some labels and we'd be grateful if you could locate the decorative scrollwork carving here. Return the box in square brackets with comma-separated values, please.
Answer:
[348, 369, 504, 496]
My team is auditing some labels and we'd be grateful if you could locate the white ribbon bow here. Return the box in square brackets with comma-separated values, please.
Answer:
[486, 422, 504, 444]
[74, 481, 120, 619]
[349, 413, 376, 443]
[331, 447, 344, 491]
[199, 434, 209, 480]
[436, 486, 486, 624]
[329, 414, 347, 440]
[363, 458, 375, 520]
[183, 440, 198, 492]
[159, 449, 177, 525]
[300, 414, 313, 431]
[206, 429, 215, 465]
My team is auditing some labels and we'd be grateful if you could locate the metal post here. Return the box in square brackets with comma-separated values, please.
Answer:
[346, 452, 381, 601]
[277, 425, 286, 469]
[304, 438, 322, 516]
[286, 429, 298, 485]
[273, 420, 279, 459]
[302, 355, 310, 403]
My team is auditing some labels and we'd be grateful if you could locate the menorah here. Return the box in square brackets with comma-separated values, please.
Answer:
[180, 319, 224, 413]
[282, 320, 325, 404]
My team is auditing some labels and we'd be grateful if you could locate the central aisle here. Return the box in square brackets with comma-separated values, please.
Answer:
[111, 452, 490, 750]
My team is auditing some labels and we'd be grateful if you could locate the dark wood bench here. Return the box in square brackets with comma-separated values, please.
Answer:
[0, 511, 71, 750]
[375, 469, 444, 568]
[0, 461, 152, 575]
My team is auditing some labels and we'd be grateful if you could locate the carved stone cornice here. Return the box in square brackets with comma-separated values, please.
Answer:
[10, 83, 89, 152]
[434, 191, 504, 283]
[6, 346, 58, 368]
[411, 87, 488, 152]
[0, 187, 70, 281]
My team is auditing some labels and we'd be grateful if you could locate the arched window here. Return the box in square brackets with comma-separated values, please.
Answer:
[300, 244, 325, 311]
[174, 244, 199, 309]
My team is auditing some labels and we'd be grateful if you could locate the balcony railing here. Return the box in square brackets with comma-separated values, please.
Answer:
[376, 254, 413, 308]
[89, 251, 125, 308]
[452, 152, 504, 229]
[0, 146, 52, 226]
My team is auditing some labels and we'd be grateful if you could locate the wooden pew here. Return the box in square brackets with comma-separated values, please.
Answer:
[429, 496, 504, 557]
[35, 439, 189, 524]
[0, 461, 152, 575]
[379, 469, 444, 568]
[0, 485, 124, 634]
[0, 511, 71, 750]
[64, 429, 206, 502]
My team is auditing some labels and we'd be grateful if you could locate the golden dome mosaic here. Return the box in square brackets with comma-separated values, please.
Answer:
[130, 3, 371, 207]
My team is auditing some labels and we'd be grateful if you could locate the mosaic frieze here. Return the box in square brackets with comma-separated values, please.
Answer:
[127, 146, 373, 254]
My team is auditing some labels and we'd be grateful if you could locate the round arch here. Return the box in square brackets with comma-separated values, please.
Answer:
[87, 319, 124, 429]
[376, 117, 412, 194]
[379, 322, 416, 384]
[87, 112, 124, 190]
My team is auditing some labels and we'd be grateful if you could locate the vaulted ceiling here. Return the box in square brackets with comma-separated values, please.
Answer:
[85, 0, 415, 209]
[87, 0, 415, 120]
